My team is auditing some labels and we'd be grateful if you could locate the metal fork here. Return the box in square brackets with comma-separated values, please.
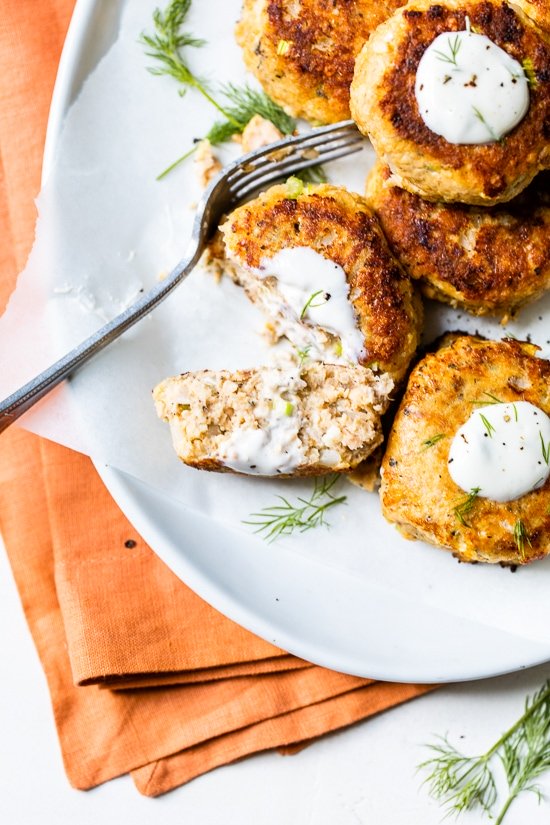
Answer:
[0, 120, 363, 434]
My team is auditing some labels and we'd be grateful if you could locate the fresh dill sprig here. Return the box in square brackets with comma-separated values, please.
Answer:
[540, 431, 550, 465]
[419, 680, 550, 825]
[434, 34, 462, 66]
[300, 290, 328, 319]
[453, 486, 481, 527]
[421, 433, 446, 451]
[513, 519, 531, 561]
[244, 474, 347, 542]
[479, 413, 496, 438]
[419, 735, 497, 816]
[221, 83, 296, 136]
[140, 0, 234, 120]
[142, 0, 302, 179]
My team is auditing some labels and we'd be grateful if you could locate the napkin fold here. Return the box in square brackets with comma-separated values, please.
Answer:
[0, 0, 434, 797]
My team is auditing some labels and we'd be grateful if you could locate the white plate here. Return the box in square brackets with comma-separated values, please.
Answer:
[42, 0, 550, 682]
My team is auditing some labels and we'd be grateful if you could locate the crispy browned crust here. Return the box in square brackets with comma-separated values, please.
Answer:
[351, 0, 550, 204]
[380, 336, 550, 564]
[513, 0, 550, 32]
[221, 183, 423, 382]
[366, 163, 550, 318]
[236, 0, 406, 124]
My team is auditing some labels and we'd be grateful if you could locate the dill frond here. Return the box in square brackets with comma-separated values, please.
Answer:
[142, 1, 296, 178]
[419, 680, 550, 825]
[471, 392, 504, 406]
[300, 290, 328, 319]
[472, 106, 501, 142]
[421, 433, 446, 451]
[220, 83, 296, 136]
[540, 431, 550, 465]
[434, 34, 462, 66]
[205, 119, 243, 146]
[418, 735, 497, 816]
[479, 413, 496, 438]
[513, 520, 532, 561]
[453, 486, 481, 527]
[243, 474, 347, 542]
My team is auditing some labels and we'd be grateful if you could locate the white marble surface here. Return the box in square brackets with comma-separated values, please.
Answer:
[2, 532, 550, 825]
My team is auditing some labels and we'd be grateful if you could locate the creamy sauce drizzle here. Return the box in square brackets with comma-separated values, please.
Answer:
[448, 401, 550, 502]
[415, 25, 529, 144]
[256, 247, 366, 364]
[219, 370, 308, 475]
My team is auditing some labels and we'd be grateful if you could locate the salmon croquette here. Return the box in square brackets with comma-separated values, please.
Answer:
[220, 181, 423, 384]
[154, 364, 393, 476]
[380, 336, 550, 564]
[236, 0, 406, 124]
[366, 162, 550, 319]
[350, 0, 550, 205]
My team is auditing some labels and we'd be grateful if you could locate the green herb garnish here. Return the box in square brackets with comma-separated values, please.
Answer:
[295, 345, 311, 367]
[540, 431, 550, 465]
[244, 474, 347, 542]
[479, 413, 496, 438]
[141, 0, 300, 179]
[453, 486, 481, 527]
[419, 679, 550, 824]
[300, 290, 328, 319]
[522, 57, 538, 89]
[472, 392, 504, 406]
[472, 106, 501, 143]
[140, 1, 231, 120]
[434, 34, 462, 67]
[513, 519, 531, 561]
[421, 433, 446, 451]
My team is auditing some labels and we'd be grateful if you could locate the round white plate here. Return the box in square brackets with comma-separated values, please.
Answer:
[42, 0, 550, 683]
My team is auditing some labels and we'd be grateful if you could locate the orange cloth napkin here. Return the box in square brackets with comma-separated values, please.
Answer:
[0, 0, 435, 797]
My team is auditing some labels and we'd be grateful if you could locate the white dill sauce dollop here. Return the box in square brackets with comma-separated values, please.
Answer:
[448, 401, 550, 502]
[415, 22, 530, 144]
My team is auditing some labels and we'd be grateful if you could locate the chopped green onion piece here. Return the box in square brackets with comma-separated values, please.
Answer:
[286, 176, 304, 199]
[277, 39, 291, 56]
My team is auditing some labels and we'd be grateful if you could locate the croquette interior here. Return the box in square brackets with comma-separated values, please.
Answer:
[154, 364, 393, 476]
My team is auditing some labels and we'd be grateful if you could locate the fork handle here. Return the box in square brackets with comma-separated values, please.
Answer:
[0, 251, 197, 435]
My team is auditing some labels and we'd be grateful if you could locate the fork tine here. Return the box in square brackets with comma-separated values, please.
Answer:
[228, 130, 364, 182]
[232, 144, 365, 200]
[229, 135, 365, 197]
[225, 121, 361, 183]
